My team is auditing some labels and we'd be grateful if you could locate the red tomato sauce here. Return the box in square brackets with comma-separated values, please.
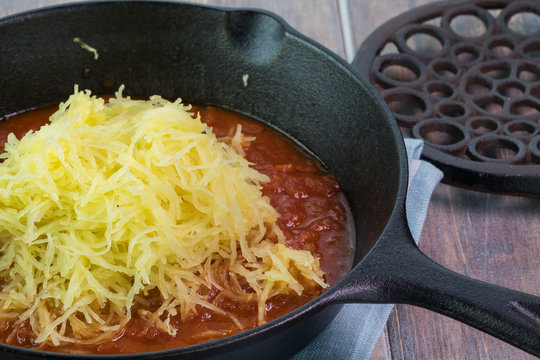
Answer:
[0, 103, 353, 354]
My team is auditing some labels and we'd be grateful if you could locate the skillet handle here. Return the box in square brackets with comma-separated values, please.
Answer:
[332, 215, 540, 357]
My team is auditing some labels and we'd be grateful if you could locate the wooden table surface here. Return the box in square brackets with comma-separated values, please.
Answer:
[2, 1, 539, 359]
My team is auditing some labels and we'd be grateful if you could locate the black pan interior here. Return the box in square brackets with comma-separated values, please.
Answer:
[12, 1, 539, 360]
[0, 1, 406, 266]
[0, 2, 408, 359]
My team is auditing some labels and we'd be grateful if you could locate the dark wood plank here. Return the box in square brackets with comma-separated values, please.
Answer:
[347, 1, 540, 359]
[401, 184, 540, 360]
[347, 0, 436, 52]
[424, 185, 540, 297]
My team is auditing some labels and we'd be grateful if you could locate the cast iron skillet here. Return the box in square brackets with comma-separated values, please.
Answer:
[0, 1, 538, 359]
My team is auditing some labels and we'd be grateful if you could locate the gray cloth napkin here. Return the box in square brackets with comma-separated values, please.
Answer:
[293, 139, 443, 360]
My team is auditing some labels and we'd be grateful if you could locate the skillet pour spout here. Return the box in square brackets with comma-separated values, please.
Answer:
[0, 1, 539, 359]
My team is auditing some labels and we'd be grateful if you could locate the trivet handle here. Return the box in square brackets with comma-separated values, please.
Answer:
[331, 212, 540, 357]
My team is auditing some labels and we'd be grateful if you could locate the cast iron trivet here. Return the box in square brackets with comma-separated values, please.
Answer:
[354, 0, 540, 196]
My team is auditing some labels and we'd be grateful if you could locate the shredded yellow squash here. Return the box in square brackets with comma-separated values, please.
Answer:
[0, 87, 327, 346]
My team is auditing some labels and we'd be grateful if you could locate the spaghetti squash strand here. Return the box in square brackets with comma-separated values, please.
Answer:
[0, 87, 327, 345]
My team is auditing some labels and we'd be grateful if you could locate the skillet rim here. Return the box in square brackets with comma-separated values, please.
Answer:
[0, 0, 409, 358]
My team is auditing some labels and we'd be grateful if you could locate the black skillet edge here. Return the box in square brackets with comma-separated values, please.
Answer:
[0, 1, 408, 359]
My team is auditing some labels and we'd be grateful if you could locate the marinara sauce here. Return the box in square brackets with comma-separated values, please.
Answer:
[0, 103, 353, 354]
